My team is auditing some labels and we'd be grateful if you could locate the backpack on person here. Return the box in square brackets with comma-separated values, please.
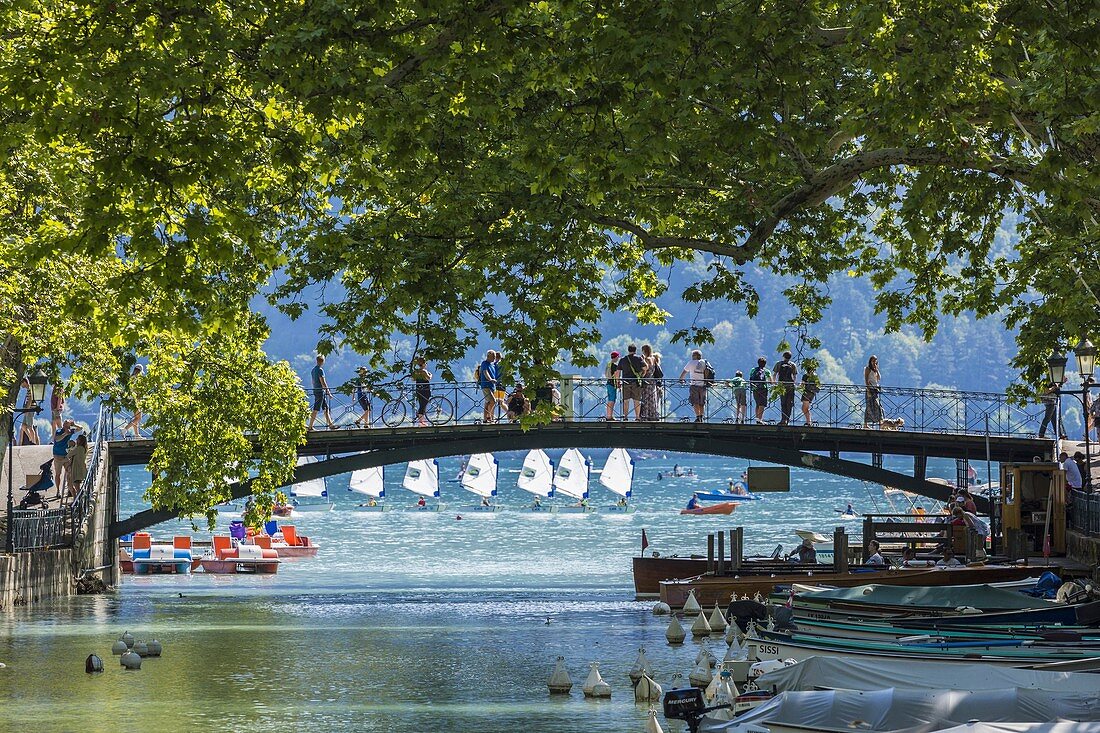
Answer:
[623, 354, 645, 385]
[702, 360, 716, 385]
[750, 366, 768, 384]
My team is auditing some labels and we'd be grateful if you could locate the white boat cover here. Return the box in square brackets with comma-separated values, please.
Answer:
[517, 450, 554, 497]
[349, 466, 385, 498]
[553, 449, 589, 500]
[699, 688, 1100, 733]
[461, 453, 498, 498]
[598, 448, 634, 497]
[756, 656, 1100, 694]
[402, 460, 439, 498]
[290, 456, 327, 497]
[936, 725, 1100, 733]
[795, 583, 1055, 610]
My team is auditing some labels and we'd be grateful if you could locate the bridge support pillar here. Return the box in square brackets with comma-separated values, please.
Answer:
[914, 455, 926, 481]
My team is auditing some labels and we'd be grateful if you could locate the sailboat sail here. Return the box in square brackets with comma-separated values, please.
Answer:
[599, 448, 634, 498]
[402, 459, 440, 498]
[553, 448, 590, 500]
[290, 456, 327, 498]
[517, 450, 554, 498]
[461, 453, 498, 498]
[349, 466, 385, 499]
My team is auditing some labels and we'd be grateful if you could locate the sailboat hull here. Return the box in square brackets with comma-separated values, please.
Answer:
[291, 502, 335, 513]
[353, 503, 390, 512]
[605, 504, 636, 514]
[457, 504, 503, 513]
[413, 502, 447, 512]
[551, 505, 596, 514]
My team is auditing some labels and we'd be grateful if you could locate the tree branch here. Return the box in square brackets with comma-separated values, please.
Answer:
[745, 146, 1037, 252]
[586, 213, 747, 260]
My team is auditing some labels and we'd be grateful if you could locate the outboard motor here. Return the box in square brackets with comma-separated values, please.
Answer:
[771, 605, 797, 632]
[18, 460, 53, 510]
[663, 687, 731, 733]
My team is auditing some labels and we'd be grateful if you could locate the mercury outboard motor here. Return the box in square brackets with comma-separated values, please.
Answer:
[663, 687, 731, 733]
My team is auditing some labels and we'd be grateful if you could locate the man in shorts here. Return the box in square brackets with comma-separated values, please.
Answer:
[749, 357, 772, 423]
[308, 355, 335, 430]
[678, 349, 707, 422]
[605, 351, 621, 421]
[478, 350, 497, 423]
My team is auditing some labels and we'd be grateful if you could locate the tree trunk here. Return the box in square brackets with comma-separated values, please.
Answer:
[0, 333, 26, 460]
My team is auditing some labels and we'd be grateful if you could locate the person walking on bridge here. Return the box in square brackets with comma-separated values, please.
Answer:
[619, 344, 647, 421]
[478, 350, 498, 423]
[749, 358, 772, 424]
[605, 351, 620, 421]
[1038, 381, 1061, 438]
[773, 351, 798, 425]
[308, 355, 336, 430]
[678, 349, 707, 422]
[863, 355, 882, 429]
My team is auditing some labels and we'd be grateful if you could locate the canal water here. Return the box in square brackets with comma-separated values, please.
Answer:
[0, 452, 971, 732]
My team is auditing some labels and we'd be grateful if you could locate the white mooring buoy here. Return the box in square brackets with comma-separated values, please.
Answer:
[147, 639, 163, 657]
[724, 633, 747, 663]
[121, 631, 135, 649]
[628, 647, 652, 684]
[120, 650, 141, 670]
[635, 671, 663, 702]
[724, 622, 740, 646]
[548, 656, 573, 694]
[85, 654, 104, 673]
[111, 638, 128, 656]
[690, 610, 712, 637]
[645, 708, 666, 733]
[132, 640, 149, 658]
[665, 615, 686, 644]
[583, 662, 612, 698]
[708, 602, 728, 633]
[651, 601, 671, 616]
[688, 656, 714, 687]
[683, 589, 702, 615]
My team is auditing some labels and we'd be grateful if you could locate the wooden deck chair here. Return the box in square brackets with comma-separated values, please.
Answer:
[281, 525, 300, 547]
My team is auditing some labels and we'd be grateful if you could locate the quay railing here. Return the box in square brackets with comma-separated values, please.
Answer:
[1068, 489, 1100, 536]
[101, 378, 1045, 441]
[9, 404, 107, 552]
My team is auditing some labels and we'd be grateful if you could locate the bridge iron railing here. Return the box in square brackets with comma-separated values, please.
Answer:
[1068, 489, 1099, 536]
[9, 404, 107, 552]
[101, 378, 1043, 440]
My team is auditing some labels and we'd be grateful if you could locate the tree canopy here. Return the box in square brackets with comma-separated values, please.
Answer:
[2, 0, 1097, 517]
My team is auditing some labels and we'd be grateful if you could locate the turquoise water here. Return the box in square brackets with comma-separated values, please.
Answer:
[0, 452, 971, 732]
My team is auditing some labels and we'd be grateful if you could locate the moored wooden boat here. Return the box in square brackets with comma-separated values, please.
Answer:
[658, 564, 1050, 607]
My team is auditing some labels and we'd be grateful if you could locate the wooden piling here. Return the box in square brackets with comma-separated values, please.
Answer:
[716, 531, 725, 575]
[706, 533, 715, 574]
[730, 527, 743, 572]
[833, 526, 849, 573]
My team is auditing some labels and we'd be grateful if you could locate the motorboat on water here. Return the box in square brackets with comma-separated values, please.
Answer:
[599, 448, 636, 513]
[550, 448, 596, 514]
[200, 535, 280, 574]
[658, 465, 698, 480]
[693, 474, 761, 502]
[457, 453, 503, 513]
[349, 465, 390, 511]
[403, 459, 446, 511]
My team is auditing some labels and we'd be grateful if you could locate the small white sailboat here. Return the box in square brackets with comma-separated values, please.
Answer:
[517, 449, 554, 512]
[551, 448, 595, 514]
[458, 453, 502, 513]
[600, 448, 636, 513]
[349, 465, 389, 512]
[287, 456, 334, 512]
[402, 459, 445, 511]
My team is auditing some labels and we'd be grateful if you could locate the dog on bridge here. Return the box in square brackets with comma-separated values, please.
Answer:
[879, 417, 905, 431]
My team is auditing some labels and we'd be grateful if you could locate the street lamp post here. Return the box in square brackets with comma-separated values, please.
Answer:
[1047, 341, 1096, 492]
[6, 369, 48, 555]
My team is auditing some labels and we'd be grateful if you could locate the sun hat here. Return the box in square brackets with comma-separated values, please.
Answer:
[610, 351, 621, 358]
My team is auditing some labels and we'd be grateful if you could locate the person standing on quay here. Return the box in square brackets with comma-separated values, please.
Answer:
[1060, 450, 1083, 490]
[18, 378, 40, 445]
[50, 382, 65, 432]
[749, 357, 772, 424]
[307, 355, 336, 430]
[604, 351, 621, 421]
[67, 432, 88, 497]
[678, 349, 707, 423]
[52, 419, 78, 492]
[773, 351, 798, 425]
[863, 355, 883, 428]
[478, 350, 497, 423]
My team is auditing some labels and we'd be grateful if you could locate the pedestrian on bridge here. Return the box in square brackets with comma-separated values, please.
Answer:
[730, 370, 748, 423]
[478, 350, 498, 423]
[678, 349, 707, 422]
[604, 351, 620, 421]
[620, 344, 646, 421]
[800, 366, 821, 425]
[749, 358, 772, 423]
[773, 351, 798, 425]
[308, 356, 335, 431]
[1038, 381, 1061, 438]
[863, 355, 882, 428]
[412, 357, 432, 427]
[354, 366, 372, 427]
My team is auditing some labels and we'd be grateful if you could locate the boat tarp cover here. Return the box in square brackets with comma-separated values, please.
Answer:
[934, 725, 1100, 733]
[517, 450, 553, 497]
[290, 456, 327, 497]
[797, 583, 1052, 610]
[349, 466, 384, 498]
[598, 448, 633, 497]
[757, 656, 1100, 694]
[402, 459, 439, 498]
[552, 448, 589, 500]
[461, 453, 498, 498]
[699, 688, 1100, 733]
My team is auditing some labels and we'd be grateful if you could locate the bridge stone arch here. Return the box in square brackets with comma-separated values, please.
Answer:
[110, 422, 1045, 537]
